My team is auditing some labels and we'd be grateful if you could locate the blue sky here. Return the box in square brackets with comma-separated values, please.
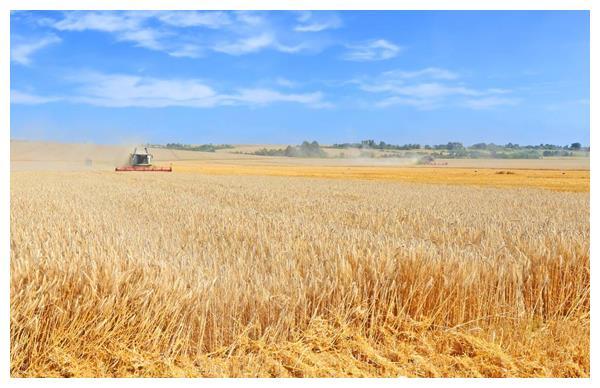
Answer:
[10, 10, 589, 146]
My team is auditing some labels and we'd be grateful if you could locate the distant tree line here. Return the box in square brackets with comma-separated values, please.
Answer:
[253, 141, 327, 158]
[432, 149, 543, 159]
[154, 143, 234, 152]
[468, 142, 584, 151]
[332, 140, 422, 150]
[332, 140, 587, 152]
[153, 139, 587, 160]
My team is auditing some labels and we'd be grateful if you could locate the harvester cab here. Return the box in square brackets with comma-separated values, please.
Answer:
[115, 147, 172, 172]
[130, 147, 152, 166]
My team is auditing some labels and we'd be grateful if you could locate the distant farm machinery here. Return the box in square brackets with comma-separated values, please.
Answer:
[115, 147, 172, 172]
[417, 155, 448, 166]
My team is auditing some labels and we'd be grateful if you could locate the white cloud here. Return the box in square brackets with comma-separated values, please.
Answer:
[232, 89, 328, 107]
[357, 67, 470, 95]
[294, 23, 337, 33]
[356, 67, 517, 110]
[275, 77, 297, 88]
[118, 28, 164, 50]
[69, 73, 221, 108]
[52, 11, 166, 51]
[212, 33, 313, 56]
[213, 33, 275, 55]
[374, 96, 433, 109]
[13, 72, 331, 109]
[168, 44, 203, 58]
[46, 11, 338, 58]
[294, 12, 342, 32]
[234, 11, 265, 26]
[157, 11, 231, 28]
[53, 11, 146, 32]
[11, 35, 61, 65]
[273, 42, 311, 53]
[343, 39, 402, 61]
[486, 88, 511, 94]
[381, 67, 459, 80]
[464, 96, 520, 109]
[364, 83, 481, 99]
[11, 90, 60, 104]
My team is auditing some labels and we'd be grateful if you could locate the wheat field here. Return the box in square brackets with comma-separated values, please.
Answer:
[172, 162, 589, 192]
[10, 170, 589, 377]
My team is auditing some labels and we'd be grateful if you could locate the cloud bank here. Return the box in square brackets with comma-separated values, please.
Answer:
[12, 72, 331, 109]
[11, 34, 61, 65]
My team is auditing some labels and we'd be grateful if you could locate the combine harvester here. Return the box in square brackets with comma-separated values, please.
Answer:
[115, 147, 172, 172]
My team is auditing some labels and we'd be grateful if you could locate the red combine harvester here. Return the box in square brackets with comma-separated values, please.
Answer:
[115, 147, 172, 172]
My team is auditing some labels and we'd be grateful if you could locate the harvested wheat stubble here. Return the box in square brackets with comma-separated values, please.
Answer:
[10, 171, 589, 377]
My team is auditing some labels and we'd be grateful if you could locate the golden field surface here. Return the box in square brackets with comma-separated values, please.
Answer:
[11, 166, 589, 377]
[172, 162, 589, 192]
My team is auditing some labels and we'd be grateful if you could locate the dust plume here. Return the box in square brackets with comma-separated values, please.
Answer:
[10, 140, 132, 171]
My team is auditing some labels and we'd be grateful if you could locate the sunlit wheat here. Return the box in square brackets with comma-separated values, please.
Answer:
[10, 171, 589, 377]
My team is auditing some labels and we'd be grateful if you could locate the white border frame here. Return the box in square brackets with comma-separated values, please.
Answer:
[1, 1, 594, 386]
